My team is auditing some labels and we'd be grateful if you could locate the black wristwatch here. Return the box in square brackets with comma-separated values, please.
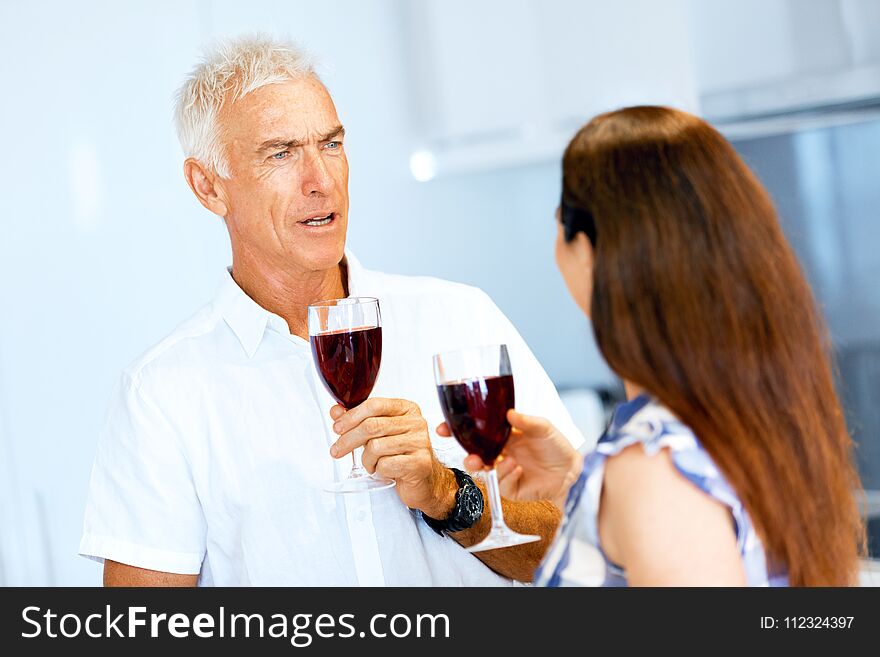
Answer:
[422, 468, 484, 536]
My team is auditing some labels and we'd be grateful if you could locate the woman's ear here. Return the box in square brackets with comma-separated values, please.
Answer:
[572, 230, 594, 269]
[183, 158, 229, 218]
[556, 223, 595, 318]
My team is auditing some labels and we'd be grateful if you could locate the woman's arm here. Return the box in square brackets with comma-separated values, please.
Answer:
[599, 444, 747, 586]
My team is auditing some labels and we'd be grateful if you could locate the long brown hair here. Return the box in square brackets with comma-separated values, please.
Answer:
[562, 106, 864, 585]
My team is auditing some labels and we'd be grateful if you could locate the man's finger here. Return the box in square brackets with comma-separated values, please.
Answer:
[331, 415, 411, 458]
[373, 454, 410, 479]
[329, 405, 345, 421]
[332, 398, 414, 435]
[360, 434, 416, 472]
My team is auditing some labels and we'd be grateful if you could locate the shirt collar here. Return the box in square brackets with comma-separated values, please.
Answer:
[215, 249, 365, 358]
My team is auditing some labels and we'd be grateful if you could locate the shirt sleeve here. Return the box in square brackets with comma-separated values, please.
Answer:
[474, 288, 586, 450]
[78, 369, 206, 575]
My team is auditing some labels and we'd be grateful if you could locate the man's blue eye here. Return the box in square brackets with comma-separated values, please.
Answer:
[325, 141, 341, 150]
[272, 151, 289, 160]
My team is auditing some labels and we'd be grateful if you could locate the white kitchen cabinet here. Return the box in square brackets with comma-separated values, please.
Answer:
[691, 0, 880, 123]
[403, 0, 880, 173]
[402, 0, 699, 176]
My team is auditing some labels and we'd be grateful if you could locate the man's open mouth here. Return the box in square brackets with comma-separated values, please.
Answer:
[300, 212, 335, 227]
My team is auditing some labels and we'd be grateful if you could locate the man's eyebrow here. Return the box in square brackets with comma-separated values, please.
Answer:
[256, 125, 345, 153]
[321, 125, 345, 142]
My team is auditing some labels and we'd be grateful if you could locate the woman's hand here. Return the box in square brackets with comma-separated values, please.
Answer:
[437, 410, 583, 509]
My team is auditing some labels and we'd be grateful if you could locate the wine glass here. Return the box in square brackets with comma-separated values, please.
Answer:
[308, 297, 395, 494]
[433, 344, 540, 552]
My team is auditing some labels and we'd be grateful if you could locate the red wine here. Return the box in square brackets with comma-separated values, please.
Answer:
[310, 326, 382, 408]
[437, 374, 515, 465]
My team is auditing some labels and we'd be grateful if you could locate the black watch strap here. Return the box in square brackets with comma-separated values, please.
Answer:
[421, 468, 484, 536]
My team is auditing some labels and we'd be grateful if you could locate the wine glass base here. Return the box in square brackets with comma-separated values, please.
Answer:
[466, 528, 541, 553]
[324, 475, 396, 495]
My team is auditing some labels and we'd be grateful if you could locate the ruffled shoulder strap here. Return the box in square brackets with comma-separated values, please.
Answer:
[593, 397, 751, 553]
[537, 394, 782, 587]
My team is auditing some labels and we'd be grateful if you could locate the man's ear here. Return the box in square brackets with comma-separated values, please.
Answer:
[183, 158, 229, 218]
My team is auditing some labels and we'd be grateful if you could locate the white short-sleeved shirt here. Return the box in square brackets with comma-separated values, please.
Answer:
[79, 252, 584, 586]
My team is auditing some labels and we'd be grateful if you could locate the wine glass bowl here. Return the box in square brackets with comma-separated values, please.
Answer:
[435, 374, 515, 466]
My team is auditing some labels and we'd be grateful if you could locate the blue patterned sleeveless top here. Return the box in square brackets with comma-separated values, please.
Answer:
[535, 393, 788, 587]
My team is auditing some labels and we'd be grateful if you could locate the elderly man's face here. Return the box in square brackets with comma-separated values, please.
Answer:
[218, 76, 349, 275]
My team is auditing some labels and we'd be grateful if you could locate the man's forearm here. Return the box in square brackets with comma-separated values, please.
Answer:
[450, 482, 561, 582]
[104, 560, 198, 587]
[419, 465, 561, 582]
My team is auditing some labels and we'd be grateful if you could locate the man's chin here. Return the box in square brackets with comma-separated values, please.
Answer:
[297, 240, 347, 274]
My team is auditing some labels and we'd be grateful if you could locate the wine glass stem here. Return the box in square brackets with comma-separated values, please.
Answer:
[485, 467, 509, 532]
[349, 448, 368, 479]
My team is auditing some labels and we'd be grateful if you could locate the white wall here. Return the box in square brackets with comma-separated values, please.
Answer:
[0, 0, 223, 585]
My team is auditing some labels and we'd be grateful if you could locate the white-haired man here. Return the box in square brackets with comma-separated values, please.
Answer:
[79, 36, 583, 586]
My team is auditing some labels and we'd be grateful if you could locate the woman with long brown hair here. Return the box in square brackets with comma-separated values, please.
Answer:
[442, 106, 865, 586]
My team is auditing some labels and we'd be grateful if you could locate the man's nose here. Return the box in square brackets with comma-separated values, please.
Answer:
[300, 149, 334, 196]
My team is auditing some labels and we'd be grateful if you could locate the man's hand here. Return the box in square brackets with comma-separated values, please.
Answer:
[329, 398, 457, 519]
[437, 409, 583, 509]
[331, 399, 566, 582]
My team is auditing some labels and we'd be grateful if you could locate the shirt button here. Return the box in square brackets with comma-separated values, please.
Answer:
[356, 511, 366, 522]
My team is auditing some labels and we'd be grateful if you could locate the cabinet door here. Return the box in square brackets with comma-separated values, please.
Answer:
[405, 0, 698, 173]
[692, 0, 880, 120]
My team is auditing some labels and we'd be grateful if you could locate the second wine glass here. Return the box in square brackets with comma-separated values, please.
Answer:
[433, 344, 540, 552]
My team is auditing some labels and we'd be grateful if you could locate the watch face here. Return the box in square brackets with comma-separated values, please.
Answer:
[455, 481, 484, 527]
[422, 470, 485, 535]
